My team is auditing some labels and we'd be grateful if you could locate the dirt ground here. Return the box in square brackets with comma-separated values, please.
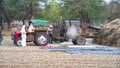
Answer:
[0, 37, 120, 68]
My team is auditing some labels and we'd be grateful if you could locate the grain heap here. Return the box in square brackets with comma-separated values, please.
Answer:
[93, 18, 120, 47]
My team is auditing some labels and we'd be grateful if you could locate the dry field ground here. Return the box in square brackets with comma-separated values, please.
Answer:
[0, 37, 120, 68]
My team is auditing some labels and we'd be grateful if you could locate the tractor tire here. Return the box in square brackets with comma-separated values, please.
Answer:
[72, 36, 86, 45]
[34, 32, 48, 46]
[16, 38, 22, 46]
[72, 39, 77, 45]
[76, 36, 86, 45]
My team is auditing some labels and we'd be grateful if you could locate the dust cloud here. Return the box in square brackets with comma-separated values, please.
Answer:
[66, 25, 81, 39]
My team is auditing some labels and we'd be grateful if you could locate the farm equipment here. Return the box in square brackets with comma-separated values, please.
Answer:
[52, 8, 100, 45]
[12, 19, 49, 46]
[52, 19, 85, 45]
[52, 19, 100, 45]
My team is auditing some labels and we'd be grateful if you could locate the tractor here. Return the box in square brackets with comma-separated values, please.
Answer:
[52, 19, 86, 45]
[52, 19, 100, 45]
[12, 19, 49, 46]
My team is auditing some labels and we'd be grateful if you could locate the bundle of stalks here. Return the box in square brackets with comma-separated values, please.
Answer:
[93, 18, 120, 47]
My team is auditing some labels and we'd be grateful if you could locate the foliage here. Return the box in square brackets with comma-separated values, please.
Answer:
[1, 0, 46, 29]
[61, 0, 106, 22]
[2, 29, 11, 36]
[1, 0, 120, 26]
[3, 0, 43, 20]
[41, 0, 61, 22]
[107, 0, 120, 21]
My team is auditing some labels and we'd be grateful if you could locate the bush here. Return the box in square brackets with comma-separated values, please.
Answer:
[2, 29, 11, 36]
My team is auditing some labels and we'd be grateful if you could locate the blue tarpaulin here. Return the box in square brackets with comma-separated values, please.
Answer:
[43, 42, 120, 54]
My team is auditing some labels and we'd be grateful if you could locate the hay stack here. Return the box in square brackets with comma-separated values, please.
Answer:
[93, 18, 120, 47]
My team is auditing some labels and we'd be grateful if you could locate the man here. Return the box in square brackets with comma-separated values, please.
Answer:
[0, 26, 3, 45]
[11, 24, 17, 40]
[47, 25, 53, 43]
[28, 21, 34, 33]
[21, 25, 26, 47]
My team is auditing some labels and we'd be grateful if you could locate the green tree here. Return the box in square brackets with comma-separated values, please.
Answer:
[107, 0, 120, 20]
[61, 0, 106, 22]
[100, 0, 120, 21]
[0, 0, 4, 26]
[1, 0, 46, 29]
[41, 0, 61, 22]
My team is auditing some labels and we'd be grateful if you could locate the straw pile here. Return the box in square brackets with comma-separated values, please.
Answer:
[93, 18, 120, 47]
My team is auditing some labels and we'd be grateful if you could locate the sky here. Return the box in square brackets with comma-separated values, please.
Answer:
[104, 0, 111, 3]
[48, 0, 112, 3]
[39, 0, 112, 9]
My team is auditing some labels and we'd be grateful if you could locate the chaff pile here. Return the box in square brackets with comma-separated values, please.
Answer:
[93, 18, 120, 47]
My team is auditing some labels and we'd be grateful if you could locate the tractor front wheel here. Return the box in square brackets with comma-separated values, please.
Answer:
[15, 38, 22, 46]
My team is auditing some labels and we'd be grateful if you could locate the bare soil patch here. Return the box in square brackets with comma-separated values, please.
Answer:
[0, 37, 120, 68]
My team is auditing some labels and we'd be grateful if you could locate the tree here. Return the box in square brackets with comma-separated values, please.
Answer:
[100, 0, 120, 21]
[0, 0, 3, 26]
[1, 0, 46, 29]
[41, 0, 61, 22]
[107, 0, 120, 20]
[61, 0, 106, 22]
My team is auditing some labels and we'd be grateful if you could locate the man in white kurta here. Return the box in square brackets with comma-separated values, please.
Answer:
[21, 25, 26, 47]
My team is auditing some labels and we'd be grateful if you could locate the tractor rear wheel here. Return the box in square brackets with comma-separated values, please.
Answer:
[72, 36, 86, 45]
[76, 36, 86, 45]
[34, 32, 48, 46]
